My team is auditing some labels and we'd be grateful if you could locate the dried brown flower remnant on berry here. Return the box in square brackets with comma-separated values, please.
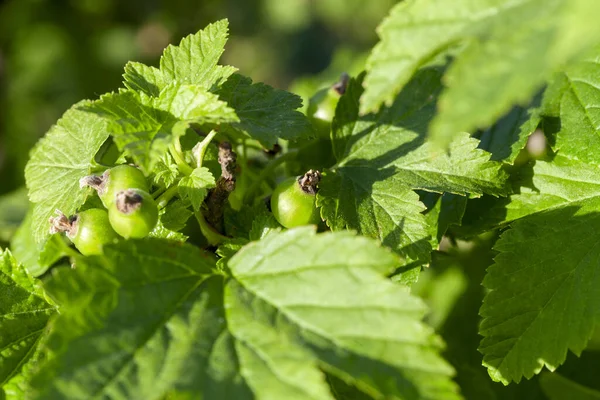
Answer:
[49, 209, 74, 236]
[298, 169, 321, 195]
[115, 189, 143, 214]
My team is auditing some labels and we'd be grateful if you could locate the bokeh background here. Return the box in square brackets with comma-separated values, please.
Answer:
[0, 0, 396, 195]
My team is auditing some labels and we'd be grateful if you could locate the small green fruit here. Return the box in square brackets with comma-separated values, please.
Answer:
[306, 73, 348, 138]
[50, 208, 120, 256]
[80, 164, 149, 208]
[108, 189, 158, 238]
[271, 171, 321, 228]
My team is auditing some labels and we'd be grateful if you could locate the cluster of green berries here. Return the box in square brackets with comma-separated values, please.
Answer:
[50, 163, 322, 255]
[50, 165, 158, 256]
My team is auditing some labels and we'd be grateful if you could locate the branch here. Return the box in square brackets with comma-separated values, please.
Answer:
[204, 141, 237, 233]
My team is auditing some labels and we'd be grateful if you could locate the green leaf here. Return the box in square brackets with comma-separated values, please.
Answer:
[540, 372, 600, 400]
[456, 48, 600, 235]
[87, 84, 238, 176]
[11, 210, 74, 277]
[422, 193, 467, 247]
[461, 154, 600, 236]
[160, 19, 237, 90]
[363, 0, 600, 145]
[0, 250, 55, 389]
[556, 46, 600, 165]
[29, 239, 243, 400]
[248, 212, 280, 241]
[29, 230, 458, 399]
[225, 227, 460, 399]
[153, 153, 180, 189]
[156, 83, 239, 124]
[83, 91, 178, 174]
[24, 102, 109, 243]
[159, 199, 194, 233]
[319, 71, 507, 264]
[122, 61, 165, 98]
[178, 167, 216, 211]
[318, 170, 431, 265]
[224, 203, 271, 240]
[479, 198, 600, 383]
[463, 140, 600, 384]
[216, 74, 315, 146]
[150, 195, 193, 242]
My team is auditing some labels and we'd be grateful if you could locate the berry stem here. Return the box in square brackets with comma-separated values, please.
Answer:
[194, 129, 218, 168]
[194, 210, 228, 245]
[155, 185, 179, 209]
[169, 138, 194, 176]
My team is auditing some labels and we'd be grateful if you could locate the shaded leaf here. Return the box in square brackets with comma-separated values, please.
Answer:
[319, 71, 507, 264]
[122, 62, 165, 98]
[29, 240, 236, 400]
[479, 95, 543, 164]
[217, 74, 314, 146]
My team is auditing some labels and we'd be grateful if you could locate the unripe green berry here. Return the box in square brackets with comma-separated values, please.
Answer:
[80, 164, 148, 208]
[271, 171, 321, 228]
[108, 189, 158, 238]
[50, 208, 120, 256]
[306, 73, 348, 138]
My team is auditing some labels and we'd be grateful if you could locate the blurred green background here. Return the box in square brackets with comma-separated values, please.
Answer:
[0, 0, 396, 195]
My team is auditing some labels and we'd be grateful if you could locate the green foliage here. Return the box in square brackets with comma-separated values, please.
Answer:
[0, 250, 55, 392]
[26, 231, 459, 400]
[24, 103, 109, 243]
[216, 74, 315, 147]
[318, 70, 507, 267]
[225, 228, 459, 400]
[6, 4, 600, 399]
[555, 46, 600, 165]
[363, 0, 600, 144]
[474, 47, 600, 385]
[178, 167, 216, 211]
[480, 202, 600, 383]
